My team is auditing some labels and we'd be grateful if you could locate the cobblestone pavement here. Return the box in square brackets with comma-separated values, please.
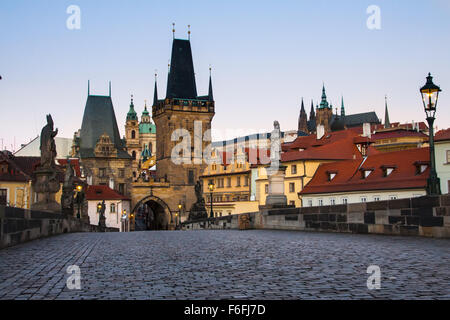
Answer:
[0, 230, 449, 300]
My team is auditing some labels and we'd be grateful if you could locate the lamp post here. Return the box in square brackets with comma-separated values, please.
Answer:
[177, 202, 182, 229]
[208, 182, 215, 218]
[75, 185, 83, 219]
[420, 73, 442, 195]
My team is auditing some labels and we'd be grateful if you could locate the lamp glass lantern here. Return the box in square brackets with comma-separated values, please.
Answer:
[420, 73, 441, 119]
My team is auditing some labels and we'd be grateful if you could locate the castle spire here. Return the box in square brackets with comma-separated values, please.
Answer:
[298, 98, 308, 133]
[208, 66, 214, 101]
[341, 96, 345, 117]
[384, 95, 391, 129]
[319, 84, 329, 109]
[88, 80, 90, 96]
[109, 81, 111, 97]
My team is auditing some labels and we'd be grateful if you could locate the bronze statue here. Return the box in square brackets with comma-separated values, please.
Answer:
[40, 114, 58, 169]
[194, 180, 204, 203]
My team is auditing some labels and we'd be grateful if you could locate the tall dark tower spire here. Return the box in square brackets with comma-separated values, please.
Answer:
[341, 96, 345, 117]
[208, 66, 214, 101]
[166, 39, 197, 99]
[153, 73, 158, 106]
[298, 98, 308, 133]
[384, 95, 391, 129]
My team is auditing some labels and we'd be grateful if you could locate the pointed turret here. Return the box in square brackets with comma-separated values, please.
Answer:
[341, 96, 346, 117]
[307, 100, 317, 133]
[166, 38, 197, 99]
[208, 67, 214, 101]
[153, 74, 158, 106]
[384, 96, 391, 129]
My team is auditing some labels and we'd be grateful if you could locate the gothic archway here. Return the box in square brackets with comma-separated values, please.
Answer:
[132, 196, 172, 231]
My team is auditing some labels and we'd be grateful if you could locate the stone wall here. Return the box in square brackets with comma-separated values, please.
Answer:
[181, 195, 450, 238]
[0, 206, 118, 249]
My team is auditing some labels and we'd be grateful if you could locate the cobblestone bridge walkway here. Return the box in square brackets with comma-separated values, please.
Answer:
[0, 230, 448, 300]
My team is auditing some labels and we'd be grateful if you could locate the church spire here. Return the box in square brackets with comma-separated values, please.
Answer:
[153, 73, 158, 105]
[341, 96, 345, 117]
[298, 98, 308, 133]
[384, 95, 391, 129]
[126, 94, 137, 121]
[319, 84, 329, 109]
[208, 66, 214, 101]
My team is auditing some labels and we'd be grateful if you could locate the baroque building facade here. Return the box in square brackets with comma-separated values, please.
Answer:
[124, 96, 156, 180]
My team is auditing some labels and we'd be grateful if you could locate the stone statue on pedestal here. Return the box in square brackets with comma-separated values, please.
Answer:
[98, 200, 107, 232]
[188, 180, 208, 221]
[61, 160, 75, 216]
[31, 114, 61, 212]
[264, 120, 289, 208]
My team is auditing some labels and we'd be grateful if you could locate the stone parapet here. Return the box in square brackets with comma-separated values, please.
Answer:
[0, 206, 118, 249]
[181, 195, 450, 238]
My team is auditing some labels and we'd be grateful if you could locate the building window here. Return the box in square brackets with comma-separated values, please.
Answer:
[342, 198, 348, 204]
[118, 169, 125, 178]
[236, 176, 241, 187]
[118, 183, 125, 195]
[0, 189, 7, 206]
[265, 184, 269, 194]
[390, 195, 398, 200]
[307, 199, 313, 207]
[373, 196, 381, 201]
[212, 164, 217, 171]
[446, 150, 450, 164]
[227, 177, 231, 187]
[361, 197, 367, 203]
[99, 168, 106, 178]
[291, 165, 297, 175]
[132, 151, 136, 160]
[110, 203, 116, 213]
[330, 198, 336, 205]
[289, 183, 295, 193]
[131, 130, 136, 139]
[188, 170, 194, 185]
[289, 200, 295, 206]
[318, 199, 323, 206]
[244, 176, 249, 187]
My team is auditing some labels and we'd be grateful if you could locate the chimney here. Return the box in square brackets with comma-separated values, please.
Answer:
[362, 123, 371, 138]
[317, 125, 325, 140]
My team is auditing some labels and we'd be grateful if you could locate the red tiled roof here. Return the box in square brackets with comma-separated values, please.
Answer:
[281, 130, 363, 162]
[85, 185, 130, 201]
[435, 128, 450, 142]
[371, 129, 428, 140]
[0, 153, 40, 182]
[300, 147, 429, 195]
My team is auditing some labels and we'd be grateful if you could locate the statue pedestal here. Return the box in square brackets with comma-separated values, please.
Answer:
[188, 201, 208, 221]
[31, 167, 61, 212]
[264, 165, 288, 207]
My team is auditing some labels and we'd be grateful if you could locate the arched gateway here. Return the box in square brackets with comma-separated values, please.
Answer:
[132, 195, 173, 231]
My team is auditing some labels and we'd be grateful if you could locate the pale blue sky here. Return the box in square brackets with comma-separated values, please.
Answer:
[1, 0, 450, 151]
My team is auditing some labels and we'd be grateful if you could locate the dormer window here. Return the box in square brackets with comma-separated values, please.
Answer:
[326, 171, 337, 181]
[420, 165, 428, 173]
[381, 165, 397, 177]
[360, 168, 374, 179]
[414, 161, 429, 175]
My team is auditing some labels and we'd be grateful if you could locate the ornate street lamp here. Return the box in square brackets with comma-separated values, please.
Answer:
[75, 185, 83, 219]
[420, 73, 442, 195]
[208, 181, 215, 218]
